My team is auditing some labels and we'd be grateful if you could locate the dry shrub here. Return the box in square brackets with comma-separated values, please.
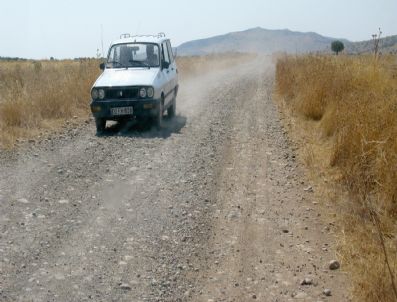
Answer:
[275, 54, 397, 301]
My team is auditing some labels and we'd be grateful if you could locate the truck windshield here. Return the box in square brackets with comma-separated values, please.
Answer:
[106, 43, 160, 68]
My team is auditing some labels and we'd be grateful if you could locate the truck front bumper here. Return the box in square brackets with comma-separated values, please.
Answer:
[90, 98, 160, 120]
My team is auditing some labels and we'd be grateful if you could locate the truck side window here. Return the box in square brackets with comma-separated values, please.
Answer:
[162, 42, 170, 65]
[166, 41, 174, 63]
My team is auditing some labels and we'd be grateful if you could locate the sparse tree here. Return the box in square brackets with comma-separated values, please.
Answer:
[331, 40, 344, 55]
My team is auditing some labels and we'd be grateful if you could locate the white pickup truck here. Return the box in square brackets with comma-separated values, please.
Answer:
[90, 33, 179, 132]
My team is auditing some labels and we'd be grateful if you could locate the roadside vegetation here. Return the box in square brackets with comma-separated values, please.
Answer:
[0, 59, 100, 147]
[0, 53, 253, 148]
[275, 54, 397, 301]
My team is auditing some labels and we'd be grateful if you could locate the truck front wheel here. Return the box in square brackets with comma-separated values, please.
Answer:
[167, 98, 176, 118]
[154, 102, 163, 130]
[95, 118, 106, 133]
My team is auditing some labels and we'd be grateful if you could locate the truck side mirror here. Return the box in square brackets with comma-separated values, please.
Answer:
[162, 61, 170, 69]
[99, 63, 105, 70]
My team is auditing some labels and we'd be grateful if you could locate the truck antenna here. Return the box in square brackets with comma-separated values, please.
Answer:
[100, 24, 104, 58]
[136, 21, 141, 36]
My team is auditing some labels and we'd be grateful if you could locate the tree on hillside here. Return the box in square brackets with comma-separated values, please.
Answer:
[331, 40, 344, 55]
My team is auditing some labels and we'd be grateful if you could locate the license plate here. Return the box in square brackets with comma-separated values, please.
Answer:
[110, 106, 133, 116]
[143, 104, 154, 109]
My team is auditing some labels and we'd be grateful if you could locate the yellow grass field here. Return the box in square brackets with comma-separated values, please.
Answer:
[0, 54, 253, 148]
[0, 59, 100, 147]
[275, 54, 397, 301]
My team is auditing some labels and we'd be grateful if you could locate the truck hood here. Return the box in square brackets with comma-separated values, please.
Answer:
[94, 68, 160, 87]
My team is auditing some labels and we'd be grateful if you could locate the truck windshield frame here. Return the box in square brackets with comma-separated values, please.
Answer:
[106, 43, 161, 69]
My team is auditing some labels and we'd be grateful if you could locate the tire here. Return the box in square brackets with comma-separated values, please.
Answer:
[167, 98, 176, 118]
[95, 118, 106, 133]
[154, 101, 163, 130]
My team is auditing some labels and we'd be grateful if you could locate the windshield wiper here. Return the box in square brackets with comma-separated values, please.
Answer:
[106, 60, 126, 68]
[129, 60, 151, 69]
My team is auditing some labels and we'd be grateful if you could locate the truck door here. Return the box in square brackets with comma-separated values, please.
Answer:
[161, 42, 172, 106]
[166, 40, 178, 96]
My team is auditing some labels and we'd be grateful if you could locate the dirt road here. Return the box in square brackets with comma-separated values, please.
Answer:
[0, 58, 348, 301]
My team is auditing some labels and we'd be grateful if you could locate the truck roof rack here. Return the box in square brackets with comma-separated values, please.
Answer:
[119, 33, 166, 39]
[119, 33, 131, 39]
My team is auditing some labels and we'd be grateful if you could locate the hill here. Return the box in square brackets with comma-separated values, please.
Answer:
[346, 35, 397, 54]
[177, 27, 347, 55]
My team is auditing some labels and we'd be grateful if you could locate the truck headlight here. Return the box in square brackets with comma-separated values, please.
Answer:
[139, 87, 147, 98]
[98, 89, 105, 99]
[91, 89, 99, 99]
[147, 87, 154, 98]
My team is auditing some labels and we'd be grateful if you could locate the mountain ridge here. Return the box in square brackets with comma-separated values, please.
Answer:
[345, 34, 397, 54]
[177, 27, 397, 55]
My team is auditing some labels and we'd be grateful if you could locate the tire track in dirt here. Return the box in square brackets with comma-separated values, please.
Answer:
[190, 62, 349, 302]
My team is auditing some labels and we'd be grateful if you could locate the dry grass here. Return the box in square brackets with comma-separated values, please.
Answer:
[0, 59, 100, 147]
[275, 54, 397, 301]
[0, 54, 254, 148]
[177, 53, 256, 78]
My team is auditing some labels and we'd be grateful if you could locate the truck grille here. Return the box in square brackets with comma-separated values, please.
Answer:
[105, 87, 139, 99]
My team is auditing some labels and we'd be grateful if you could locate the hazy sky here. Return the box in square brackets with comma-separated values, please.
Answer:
[1, 0, 396, 59]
